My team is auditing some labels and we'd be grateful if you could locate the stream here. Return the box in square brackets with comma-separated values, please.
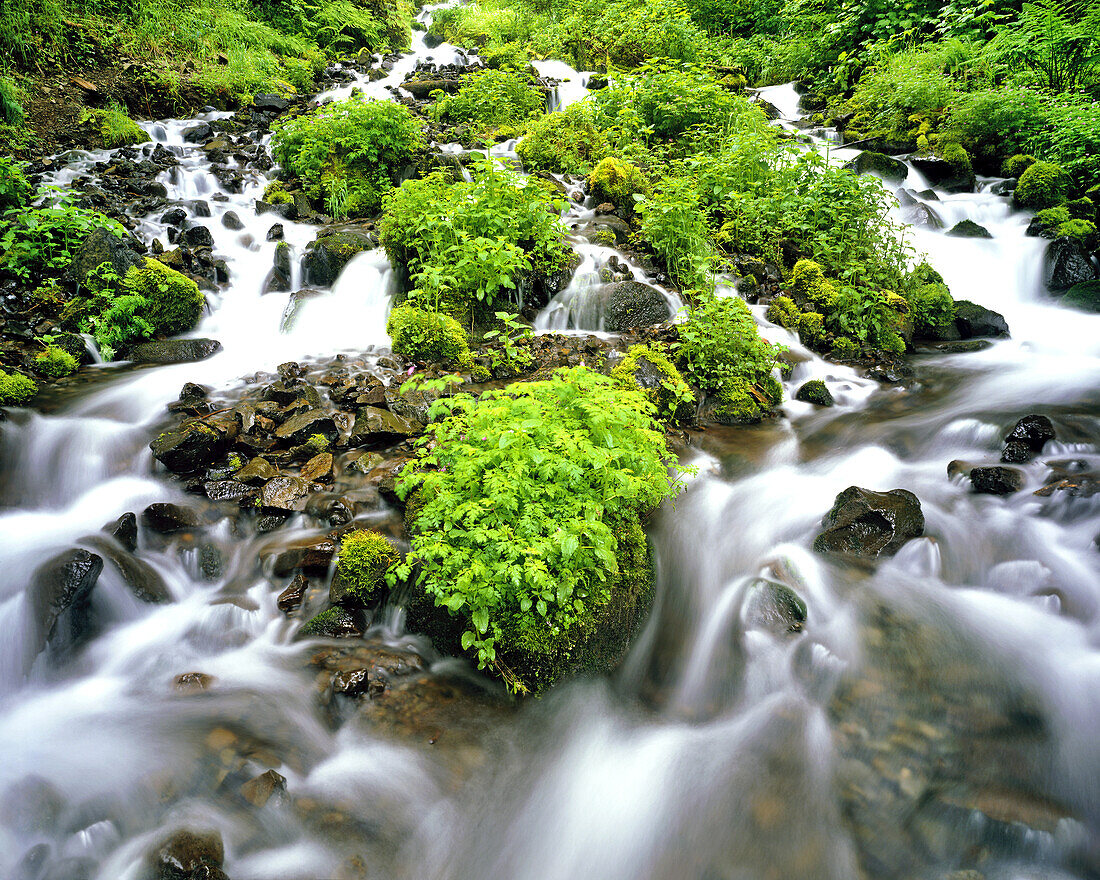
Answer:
[2, 7, 1100, 880]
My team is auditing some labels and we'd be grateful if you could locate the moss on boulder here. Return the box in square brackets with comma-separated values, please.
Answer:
[611, 343, 694, 423]
[122, 258, 205, 335]
[386, 303, 472, 368]
[588, 157, 650, 215]
[1015, 161, 1067, 210]
[0, 369, 37, 406]
[329, 530, 400, 608]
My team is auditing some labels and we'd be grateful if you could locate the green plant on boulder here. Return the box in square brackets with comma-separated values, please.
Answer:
[0, 369, 37, 405]
[797, 311, 826, 349]
[33, 345, 79, 378]
[516, 103, 609, 175]
[588, 157, 650, 213]
[789, 260, 838, 313]
[330, 530, 400, 607]
[122, 258, 206, 335]
[1055, 219, 1097, 240]
[611, 344, 695, 423]
[1003, 154, 1036, 178]
[765, 295, 800, 329]
[263, 180, 296, 206]
[386, 303, 472, 368]
[429, 68, 544, 135]
[910, 282, 957, 338]
[81, 103, 149, 147]
[1015, 161, 1067, 210]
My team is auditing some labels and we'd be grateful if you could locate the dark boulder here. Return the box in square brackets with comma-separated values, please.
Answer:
[845, 151, 907, 183]
[105, 512, 138, 553]
[348, 406, 422, 446]
[971, 466, 1024, 495]
[901, 202, 944, 229]
[301, 228, 377, 287]
[947, 219, 992, 238]
[1063, 279, 1100, 313]
[261, 476, 311, 510]
[142, 502, 202, 533]
[297, 606, 363, 639]
[182, 122, 213, 143]
[252, 94, 291, 112]
[908, 155, 975, 192]
[1045, 237, 1097, 291]
[181, 225, 214, 249]
[221, 211, 244, 231]
[27, 549, 104, 664]
[812, 486, 925, 558]
[204, 480, 258, 504]
[1001, 441, 1033, 464]
[151, 421, 229, 473]
[595, 281, 672, 331]
[70, 226, 144, 284]
[742, 579, 807, 635]
[954, 300, 1010, 339]
[130, 339, 222, 364]
[161, 207, 187, 227]
[273, 409, 338, 446]
[794, 379, 834, 407]
[82, 536, 171, 604]
[147, 828, 226, 880]
[277, 572, 307, 612]
[1005, 414, 1055, 452]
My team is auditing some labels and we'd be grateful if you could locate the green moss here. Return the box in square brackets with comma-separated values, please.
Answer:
[386, 304, 472, 368]
[263, 180, 295, 205]
[831, 338, 859, 359]
[797, 311, 826, 349]
[939, 142, 972, 175]
[790, 259, 838, 313]
[765, 295, 800, 329]
[713, 376, 766, 425]
[1015, 161, 1067, 210]
[880, 331, 906, 355]
[1055, 219, 1097, 240]
[1036, 206, 1071, 227]
[82, 103, 149, 147]
[1002, 154, 1036, 178]
[610, 343, 694, 423]
[330, 529, 400, 607]
[910, 282, 956, 338]
[908, 260, 943, 287]
[305, 433, 330, 451]
[299, 606, 359, 638]
[0, 369, 37, 406]
[516, 104, 609, 175]
[33, 345, 79, 378]
[795, 379, 832, 407]
[1063, 197, 1095, 221]
[122, 258, 205, 335]
[762, 374, 783, 406]
[588, 157, 650, 214]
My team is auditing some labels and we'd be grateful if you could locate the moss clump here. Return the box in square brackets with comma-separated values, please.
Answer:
[122, 258, 205, 335]
[516, 104, 609, 175]
[299, 606, 360, 638]
[611, 344, 695, 423]
[939, 141, 972, 174]
[832, 338, 859, 359]
[765, 295, 800, 329]
[713, 376, 764, 425]
[1015, 161, 1067, 210]
[794, 379, 833, 407]
[330, 530, 400, 608]
[588, 157, 650, 215]
[1003, 154, 1036, 178]
[33, 345, 79, 378]
[1055, 219, 1097, 240]
[789, 259, 838, 313]
[82, 103, 149, 147]
[0, 369, 37, 405]
[0, 157, 30, 211]
[1063, 197, 1095, 221]
[386, 304, 472, 368]
[305, 433, 330, 451]
[797, 311, 826, 349]
[263, 180, 295, 205]
[910, 282, 956, 338]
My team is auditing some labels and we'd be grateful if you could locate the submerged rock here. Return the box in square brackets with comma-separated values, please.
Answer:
[742, 579, 807, 635]
[142, 502, 201, 533]
[298, 606, 363, 639]
[146, 828, 226, 880]
[812, 486, 925, 558]
[947, 219, 992, 238]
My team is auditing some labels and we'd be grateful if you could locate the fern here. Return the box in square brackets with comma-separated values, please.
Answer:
[987, 0, 1100, 92]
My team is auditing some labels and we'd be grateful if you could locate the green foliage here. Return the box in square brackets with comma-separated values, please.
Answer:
[675, 293, 784, 420]
[429, 68, 544, 135]
[797, 310, 826, 348]
[33, 345, 79, 378]
[611, 343, 695, 422]
[122, 258, 205, 335]
[910, 282, 956, 336]
[390, 366, 680, 685]
[332, 530, 399, 606]
[0, 158, 31, 211]
[379, 161, 569, 322]
[830, 285, 907, 351]
[946, 87, 1048, 167]
[637, 177, 714, 290]
[81, 102, 149, 147]
[1032, 97, 1100, 187]
[588, 157, 651, 211]
[1015, 159, 1067, 208]
[0, 369, 38, 406]
[516, 103, 609, 175]
[1056, 218, 1098, 238]
[272, 99, 424, 218]
[985, 0, 1100, 92]
[263, 180, 296, 205]
[482, 311, 534, 373]
[765, 295, 800, 329]
[0, 198, 125, 284]
[0, 76, 25, 127]
[76, 262, 154, 360]
[1003, 153, 1037, 177]
[386, 303, 472, 368]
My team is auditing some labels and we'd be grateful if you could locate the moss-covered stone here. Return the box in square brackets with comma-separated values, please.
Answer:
[789, 259, 838, 313]
[0, 369, 37, 405]
[831, 337, 859, 359]
[1015, 161, 1067, 210]
[329, 530, 400, 608]
[1063, 279, 1100, 313]
[797, 311, 826, 349]
[588, 157, 650, 215]
[610, 343, 694, 423]
[122, 258, 205, 335]
[82, 105, 149, 147]
[1002, 154, 1036, 178]
[765, 295, 800, 329]
[262, 180, 296, 205]
[298, 606, 362, 638]
[794, 379, 834, 407]
[713, 376, 766, 425]
[910, 282, 956, 339]
[33, 345, 79, 378]
[386, 304, 471, 368]
[1055, 219, 1097, 241]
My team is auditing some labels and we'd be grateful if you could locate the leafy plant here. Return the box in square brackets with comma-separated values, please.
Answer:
[482, 310, 534, 372]
[33, 344, 79, 378]
[637, 176, 715, 290]
[81, 102, 149, 147]
[0, 197, 125, 284]
[986, 0, 1100, 92]
[516, 103, 609, 174]
[429, 68, 545, 135]
[0, 157, 31, 211]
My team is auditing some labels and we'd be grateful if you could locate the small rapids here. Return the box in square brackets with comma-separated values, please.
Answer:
[1, 19, 1099, 880]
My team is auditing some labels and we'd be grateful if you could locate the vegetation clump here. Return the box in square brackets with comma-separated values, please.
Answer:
[429, 68, 544, 135]
[516, 103, 608, 174]
[330, 530, 400, 607]
[1015, 160, 1067, 209]
[0, 369, 37, 406]
[81, 103, 149, 147]
[33, 345, 79, 378]
[391, 366, 682, 693]
[386, 303, 472, 368]
[122, 258, 205, 336]
[588, 157, 650, 212]
[611, 344, 695, 423]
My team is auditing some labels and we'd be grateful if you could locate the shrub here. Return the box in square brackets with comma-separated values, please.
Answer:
[430, 68, 544, 134]
[588, 157, 650, 211]
[797, 310, 826, 348]
[0, 369, 37, 406]
[82, 102, 149, 147]
[33, 345, 79, 378]
[0, 76, 24, 127]
[0, 157, 30, 211]
[637, 176, 713, 290]
[272, 99, 424, 218]
[947, 88, 1047, 169]
[611, 344, 695, 423]
[263, 180, 295, 205]
[765, 295, 799, 329]
[330, 530, 400, 607]
[516, 103, 608, 174]
[386, 303, 472, 367]
[391, 366, 680, 691]
[910, 282, 956, 337]
[1003, 153, 1036, 178]
[0, 202, 125, 284]
[122, 258, 205, 335]
[1015, 160, 1067, 209]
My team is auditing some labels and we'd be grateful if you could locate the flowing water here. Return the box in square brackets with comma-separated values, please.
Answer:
[2, 15, 1100, 880]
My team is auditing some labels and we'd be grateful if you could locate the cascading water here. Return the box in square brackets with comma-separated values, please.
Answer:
[2, 13, 1099, 879]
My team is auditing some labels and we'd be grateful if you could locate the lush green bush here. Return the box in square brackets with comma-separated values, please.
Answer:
[0, 369, 37, 406]
[1015, 160, 1067, 209]
[516, 103, 608, 174]
[123, 258, 205, 335]
[946, 88, 1047, 169]
[0, 158, 30, 211]
[0, 200, 126, 284]
[272, 99, 424, 218]
[330, 529, 400, 607]
[611, 343, 695, 422]
[82, 102, 149, 147]
[0, 76, 24, 127]
[33, 345, 79, 378]
[588, 157, 650, 211]
[429, 68, 544, 135]
[386, 303, 472, 367]
[391, 366, 679, 690]
[637, 177, 714, 290]
[910, 282, 956, 337]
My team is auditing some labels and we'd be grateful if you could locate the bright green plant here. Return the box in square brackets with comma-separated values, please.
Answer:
[0, 198, 126, 284]
[387, 303, 472, 368]
[1015, 159, 1067, 208]
[33, 345, 79, 378]
[122, 258, 205, 335]
[482, 311, 534, 373]
[0, 369, 38, 406]
[331, 530, 400, 606]
[0, 76, 24, 127]
[272, 99, 424, 217]
[516, 103, 609, 174]
[611, 343, 695, 422]
[588, 157, 651, 212]
[81, 102, 149, 147]
[390, 366, 681, 689]
[1003, 153, 1037, 177]
[637, 177, 714, 290]
[430, 68, 545, 135]
[985, 0, 1100, 93]
[0, 158, 31, 211]
[765, 295, 800, 329]
[909, 282, 956, 337]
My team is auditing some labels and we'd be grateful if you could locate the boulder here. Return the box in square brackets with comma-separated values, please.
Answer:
[252, 94, 291, 112]
[105, 511, 138, 553]
[130, 338, 222, 364]
[301, 228, 377, 287]
[947, 219, 992, 239]
[812, 486, 925, 558]
[970, 466, 1024, 495]
[1062, 279, 1100, 312]
[794, 379, 834, 407]
[595, 281, 672, 331]
[150, 421, 229, 473]
[742, 578, 807, 635]
[236, 456, 277, 485]
[277, 572, 307, 612]
[348, 406, 422, 446]
[82, 536, 171, 604]
[901, 203, 944, 229]
[907, 155, 975, 193]
[181, 225, 214, 249]
[954, 300, 1009, 339]
[1001, 441, 1033, 464]
[182, 122, 213, 144]
[27, 549, 104, 664]
[70, 226, 144, 284]
[221, 211, 244, 231]
[204, 480, 258, 503]
[274, 409, 338, 446]
[845, 151, 907, 183]
[297, 606, 363, 639]
[1004, 414, 1055, 452]
[270, 537, 337, 576]
[147, 829, 226, 880]
[261, 476, 311, 510]
[142, 502, 201, 533]
[1045, 237, 1097, 291]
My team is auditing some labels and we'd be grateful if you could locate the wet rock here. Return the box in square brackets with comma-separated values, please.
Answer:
[947, 219, 992, 238]
[161, 207, 187, 227]
[174, 671, 214, 693]
[11, 843, 51, 880]
[182, 122, 213, 143]
[105, 511, 138, 553]
[274, 409, 338, 446]
[1000, 441, 1033, 464]
[84, 536, 171, 604]
[252, 94, 291, 111]
[221, 211, 244, 230]
[240, 769, 286, 808]
[908, 155, 975, 192]
[902, 202, 944, 229]
[266, 223, 284, 241]
[236, 456, 277, 485]
[1045, 237, 1097, 291]
[71, 226, 145, 283]
[264, 241, 292, 294]
[151, 420, 230, 473]
[309, 641, 427, 701]
[1034, 473, 1100, 499]
[1063, 279, 1100, 312]
[1005, 414, 1055, 452]
[742, 579, 807, 635]
[300, 452, 334, 482]
[298, 606, 363, 639]
[595, 281, 672, 331]
[181, 225, 214, 249]
[812, 486, 925, 557]
[27, 549, 103, 661]
[271, 536, 337, 576]
[953, 300, 1010, 339]
[845, 150, 907, 183]
[131, 338, 222, 364]
[261, 476, 310, 510]
[970, 466, 1024, 495]
[348, 406, 421, 446]
[301, 228, 377, 287]
[142, 502, 202, 533]
[147, 828, 225, 880]
[204, 480, 258, 504]
[255, 199, 295, 219]
[794, 380, 834, 407]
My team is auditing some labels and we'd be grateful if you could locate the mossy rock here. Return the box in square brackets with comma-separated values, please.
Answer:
[797, 311, 826, 349]
[0, 369, 37, 406]
[789, 260, 837, 313]
[765, 295, 800, 330]
[1015, 161, 1067, 210]
[1002, 154, 1036, 178]
[386, 303, 471, 368]
[1063, 280, 1100, 313]
[33, 346, 79, 379]
[298, 606, 363, 639]
[610, 344, 694, 423]
[122, 258, 205, 335]
[588, 157, 650, 215]
[329, 530, 400, 608]
[83, 106, 149, 148]
[712, 376, 767, 425]
[845, 150, 907, 183]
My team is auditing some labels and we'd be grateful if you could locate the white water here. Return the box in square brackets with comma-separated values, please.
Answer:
[0, 30, 1098, 880]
